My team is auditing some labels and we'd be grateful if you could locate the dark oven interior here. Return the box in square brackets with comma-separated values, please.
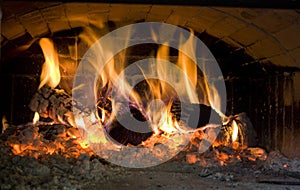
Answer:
[0, 1, 300, 189]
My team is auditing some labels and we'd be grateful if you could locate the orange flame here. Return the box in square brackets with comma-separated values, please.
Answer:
[177, 29, 198, 103]
[39, 38, 61, 89]
[75, 25, 227, 152]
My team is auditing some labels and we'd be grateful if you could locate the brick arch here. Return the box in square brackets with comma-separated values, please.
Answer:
[1, 1, 300, 158]
[1, 2, 299, 68]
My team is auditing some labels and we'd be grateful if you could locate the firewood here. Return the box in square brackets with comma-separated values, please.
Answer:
[28, 85, 74, 126]
[170, 100, 222, 128]
[106, 105, 153, 146]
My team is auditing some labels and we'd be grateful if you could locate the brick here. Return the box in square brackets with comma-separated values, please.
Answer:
[109, 4, 129, 21]
[33, 2, 62, 10]
[1, 1, 40, 20]
[127, 12, 147, 22]
[221, 37, 243, 49]
[19, 10, 49, 37]
[127, 5, 151, 21]
[148, 5, 175, 16]
[289, 48, 300, 68]
[230, 25, 266, 46]
[185, 19, 206, 34]
[108, 4, 150, 22]
[216, 7, 267, 22]
[42, 4, 66, 22]
[41, 5, 71, 33]
[11, 32, 33, 47]
[87, 3, 110, 13]
[48, 22, 71, 33]
[173, 6, 202, 18]
[1, 18, 26, 40]
[126, 4, 152, 13]
[207, 17, 247, 38]
[246, 37, 284, 59]
[166, 14, 187, 26]
[88, 13, 108, 28]
[252, 9, 298, 34]
[166, 6, 201, 26]
[65, 3, 89, 28]
[190, 7, 226, 30]
[65, 3, 89, 14]
[146, 5, 175, 22]
[58, 57, 78, 79]
[262, 53, 297, 67]
[275, 24, 300, 50]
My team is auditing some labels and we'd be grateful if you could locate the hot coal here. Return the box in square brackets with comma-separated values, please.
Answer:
[1, 123, 300, 190]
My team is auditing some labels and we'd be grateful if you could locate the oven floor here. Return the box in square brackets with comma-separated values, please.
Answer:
[1, 124, 300, 190]
[1, 153, 300, 190]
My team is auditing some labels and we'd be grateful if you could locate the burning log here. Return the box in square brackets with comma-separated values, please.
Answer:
[108, 119, 153, 146]
[170, 101, 222, 128]
[218, 112, 258, 147]
[99, 97, 222, 146]
[171, 101, 258, 148]
[28, 85, 75, 126]
[28, 85, 256, 149]
[107, 105, 153, 146]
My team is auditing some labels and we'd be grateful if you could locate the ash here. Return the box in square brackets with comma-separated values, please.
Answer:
[1, 124, 300, 190]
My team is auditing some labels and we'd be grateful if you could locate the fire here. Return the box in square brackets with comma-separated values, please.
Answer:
[32, 112, 40, 125]
[7, 23, 259, 167]
[231, 120, 239, 142]
[71, 24, 228, 165]
[39, 38, 61, 89]
[177, 29, 198, 103]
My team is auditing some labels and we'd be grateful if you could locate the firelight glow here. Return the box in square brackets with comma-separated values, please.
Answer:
[72, 22, 227, 168]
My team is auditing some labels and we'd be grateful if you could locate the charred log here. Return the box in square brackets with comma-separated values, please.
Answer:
[28, 86, 257, 148]
[170, 100, 222, 128]
[218, 113, 258, 147]
[28, 85, 75, 126]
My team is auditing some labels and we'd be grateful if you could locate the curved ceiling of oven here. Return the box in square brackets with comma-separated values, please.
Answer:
[1, 2, 300, 68]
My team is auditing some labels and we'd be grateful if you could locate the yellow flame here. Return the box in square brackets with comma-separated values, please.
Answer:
[33, 112, 40, 125]
[177, 29, 198, 101]
[74, 25, 226, 156]
[231, 120, 239, 142]
[204, 81, 225, 118]
[39, 38, 61, 89]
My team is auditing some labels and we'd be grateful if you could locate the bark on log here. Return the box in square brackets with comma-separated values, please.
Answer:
[28, 85, 75, 126]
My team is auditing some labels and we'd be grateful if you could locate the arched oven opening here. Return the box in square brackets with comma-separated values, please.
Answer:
[1, 1, 300, 189]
